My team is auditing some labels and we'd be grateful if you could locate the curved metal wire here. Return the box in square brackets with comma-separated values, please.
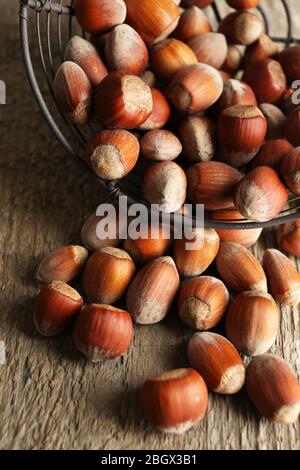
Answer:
[19, 0, 300, 229]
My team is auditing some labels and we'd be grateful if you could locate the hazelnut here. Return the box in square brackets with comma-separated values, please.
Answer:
[139, 88, 171, 130]
[259, 103, 286, 140]
[178, 116, 217, 163]
[243, 34, 278, 69]
[243, 59, 287, 104]
[143, 161, 187, 213]
[216, 242, 268, 293]
[85, 129, 140, 180]
[218, 105, 267, 167]
[125, 0, 181, 46]
[226, 291, 279, 356]
[234, 166, 289, 222]
[95, 71, 153, 129]
[212, 209, 262, 247]
[173, 228, 220, 277]
[279, 147, 300, 195]
[218, 11, 263, 46]
[105, 24, 148, 75]
[123, 225, 171, 264]
[188, 332, 245, 394]
[284, 108, 300, 147]
[188, 33, 228, 70]
[263, 249, 300, 306]
[178, 276, 229, 330]
[151, 38, 197, 82]
[173, 6, 212, 43]
[221, 45, 243, 75]
[37, 245, 88, 283]
[74, 0, 127, 34]
[141, 368, 208, 433]
[80, 210, 125, 251]
[277, 220, 300, 257]
[217, 79, 257, 114]
[187, 161, 242, 210]
[167, 63, 223, 114]
[246, 354, 300, 424]
[277, 45, 300, 83]
[54, 61, 93, 126]
[73, 304, 133, 362]
[127, 256, 180, 324]
[34, 281, 83, 336]
[64, 35, 108, 87]
[83, 247, 136, 304]
[140, 130, 182, 161]
[249, 139, 293, 171]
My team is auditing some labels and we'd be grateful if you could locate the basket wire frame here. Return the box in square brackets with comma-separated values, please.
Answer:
[19, 0, 300, 230]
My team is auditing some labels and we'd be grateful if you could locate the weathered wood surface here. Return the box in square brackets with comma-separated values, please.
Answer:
[0, 0, 299, 450]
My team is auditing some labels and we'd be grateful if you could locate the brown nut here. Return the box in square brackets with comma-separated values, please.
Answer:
[143, 161, 187, 213]
[178, 276, 229, 330]
[246, 354, 300, 424]
[178, 115, 217, 163]
[234, 166, 288, 222]
[167, 63, 223, 114]
[85, 129, 139, 180]
[123, 225, 171, 264]
[212, 210, 262, 248]
[80, 210, 125, 251]
[54, 61, 93, 126]
[141, 130, 182, 161]
[73, 303, 133, 362]
[217, 80, 257, 114]
[95, 71, 153, 129]
[277, 220, 300, 257]
[218, 11, 263, 46]
[216, 242, 267, 293]
[174, 228, 220, 277]
[188, 33, 228, 70]
[127, 256, 180, 324]
[221, 45, 243, 75]
[259, 103, 286, 140]
[125, 0, 181, 46]
[280, 147, 300, 195]
[83, 247, 136, 304]
[242, 59, 287, 104]
[188, 332, 245, 394]
[218, 105, 267, 167]
[37, 245, 88, 283]
[105, 24, 149, 75]
[249, 139, 293, 171]
[64, 35, 108, 87]
[34, 281, 83, 336]
[263, 248, 300, 305]
[74, 0, 127, 34]
[243, 34, 278, 69]
[226, 291, 279, 356]
[139, 88, 171, 130]
[187, 161, 242, 210]
[150, 38, 197, 82]
[173, 6, 212, 43]
[141, 368, 208, 434]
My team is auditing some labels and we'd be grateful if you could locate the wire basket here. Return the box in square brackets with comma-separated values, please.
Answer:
[19, 0, 300, 229]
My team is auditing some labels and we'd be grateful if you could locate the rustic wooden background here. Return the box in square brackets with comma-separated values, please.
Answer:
[0, 0, 299, 450]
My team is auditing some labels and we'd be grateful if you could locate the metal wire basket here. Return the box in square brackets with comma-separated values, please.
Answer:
[19, 0, 300, 229]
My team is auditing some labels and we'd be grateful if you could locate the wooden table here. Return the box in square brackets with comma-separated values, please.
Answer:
[0, 0, 299, 450]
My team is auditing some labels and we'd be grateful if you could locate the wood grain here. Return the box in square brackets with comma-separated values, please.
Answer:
[0, 0, 299, 450]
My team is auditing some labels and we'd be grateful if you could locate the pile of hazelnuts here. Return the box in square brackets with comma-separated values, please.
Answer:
[35, 0, 300, 433]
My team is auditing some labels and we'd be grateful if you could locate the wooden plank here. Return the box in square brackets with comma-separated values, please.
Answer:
[0, 0, 299, 450]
